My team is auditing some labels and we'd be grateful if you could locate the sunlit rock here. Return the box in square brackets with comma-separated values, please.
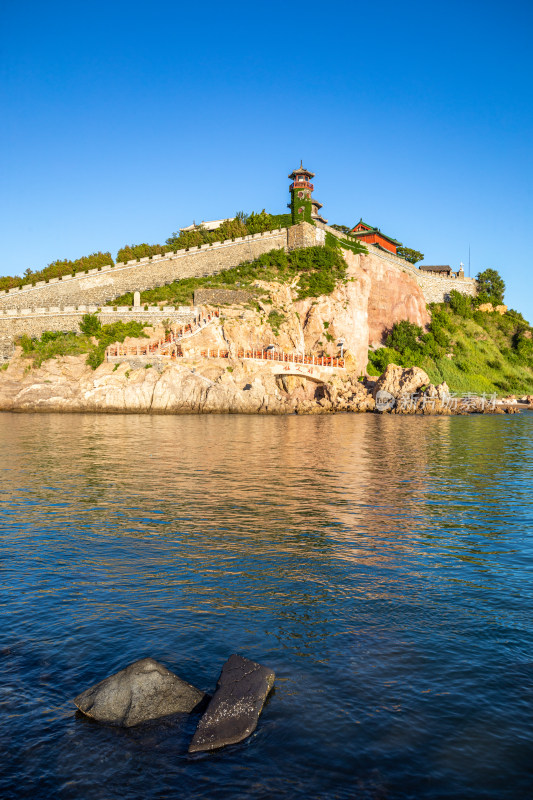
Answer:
[74, 657, 208, 727]
[372, 364, 430, 402]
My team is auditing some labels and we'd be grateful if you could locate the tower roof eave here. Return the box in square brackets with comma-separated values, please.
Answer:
[288, 160, 315, 180]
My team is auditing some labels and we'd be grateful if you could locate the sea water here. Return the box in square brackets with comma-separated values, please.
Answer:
[1, 412, 533, 799]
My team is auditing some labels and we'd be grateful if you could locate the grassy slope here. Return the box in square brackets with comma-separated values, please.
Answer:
[375, 306, 533, 396]
[424, 316, 533, 396]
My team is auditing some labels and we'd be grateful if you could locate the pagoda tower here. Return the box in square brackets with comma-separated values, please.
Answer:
[288, 162, 327, 225]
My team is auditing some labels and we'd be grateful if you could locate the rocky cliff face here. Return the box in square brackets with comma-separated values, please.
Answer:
[353, 251, 430, 348]
[0, 244, 434, 416]
[0, 350, 374, 415]
[177, 248, 427, 374]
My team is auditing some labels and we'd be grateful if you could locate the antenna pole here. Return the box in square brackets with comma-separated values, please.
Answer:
[468, 244, 471, 278]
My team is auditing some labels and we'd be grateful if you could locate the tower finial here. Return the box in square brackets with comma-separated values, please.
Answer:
[300, 159, 303, 168]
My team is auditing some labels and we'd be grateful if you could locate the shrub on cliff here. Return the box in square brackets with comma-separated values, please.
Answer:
[386, 320, 423, 353]
[368, 316, 451, 375]
[110, 245, 348, 308]
[397, 247, 424, 264]
[369, 298, 533, 394]
[85, 320, 148, 369]
[368, 347, 404, 373]
[19, 319, 147, 370]
[80, 313, 101, 335]
[18, 331, 92, 367]
[448, 289, 473, 318]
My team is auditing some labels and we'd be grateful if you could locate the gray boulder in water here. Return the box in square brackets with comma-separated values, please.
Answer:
[188, 654, 275, 753]
[74, 657, 209, 727]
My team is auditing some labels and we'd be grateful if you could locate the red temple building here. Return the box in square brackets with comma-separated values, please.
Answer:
[350, 219, 401, 255]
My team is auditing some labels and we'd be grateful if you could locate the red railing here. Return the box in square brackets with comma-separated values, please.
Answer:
[200, 349, 344, 369]
[290, 181, 314, 191]
[106, 343, 344, 369]
[105, 308, 344, 369]
[105, 309, 219, 360]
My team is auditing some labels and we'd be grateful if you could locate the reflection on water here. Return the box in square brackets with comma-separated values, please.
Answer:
[1, 412, 533, 799]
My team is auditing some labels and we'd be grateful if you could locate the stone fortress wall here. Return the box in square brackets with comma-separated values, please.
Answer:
[0, 305, 198, 340]
[0, 229, 288, 311]
[0, 222, 477, 362]
[0, 306, 200, 364]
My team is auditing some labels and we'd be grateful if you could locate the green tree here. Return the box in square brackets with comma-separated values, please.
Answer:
[397, 246, 424, 264]
[79, 313, 102, 336]
[476, 268, 505, 305]
[448, 289, 473, 318]
[386, 319, 423, 353]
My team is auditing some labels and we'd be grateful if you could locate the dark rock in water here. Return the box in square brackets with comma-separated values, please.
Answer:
[74, 657, 209, 727]
[188, 654, 275, 753]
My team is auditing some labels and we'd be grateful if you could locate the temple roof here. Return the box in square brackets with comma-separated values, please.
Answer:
[288, 160, 315, 180]
[351, 219, 402, 246]
[419, 265, 452, 273]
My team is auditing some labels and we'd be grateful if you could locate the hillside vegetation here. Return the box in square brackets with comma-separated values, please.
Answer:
[0, 252, 114, 292]
[19, 316, 147, 369]
[110, 234, 366, 308]
[17, 240, 362, 370]
[12, 238, 531, 397]
[369, 291, 533, 395]
[116, 211, 291, 263]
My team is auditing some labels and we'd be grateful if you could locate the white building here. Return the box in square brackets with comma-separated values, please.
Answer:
[180, 218, 234, 233]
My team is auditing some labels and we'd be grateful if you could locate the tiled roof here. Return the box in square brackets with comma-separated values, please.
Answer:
[352, 218, 373, 230]
[288, 160, 315, 179]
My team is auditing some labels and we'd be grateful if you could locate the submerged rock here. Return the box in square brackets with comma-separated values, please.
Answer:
[74, 657, 208, 727]
[188, 654, 275, 753]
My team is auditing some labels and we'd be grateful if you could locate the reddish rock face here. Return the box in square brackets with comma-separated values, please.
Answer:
[346, 251, 430, 348]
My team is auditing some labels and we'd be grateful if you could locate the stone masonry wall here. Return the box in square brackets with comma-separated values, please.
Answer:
[412, 271, 477, 303]
[0, 306, 199, 361]
[0, 222, 478, 362]
[0, 229, 287, 311]
[287, 221, 326, 250]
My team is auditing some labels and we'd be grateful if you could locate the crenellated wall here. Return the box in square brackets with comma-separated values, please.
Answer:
[0, 306, 199, 360]
[0, 229, 287, 310]
[0, 222, 478, 362]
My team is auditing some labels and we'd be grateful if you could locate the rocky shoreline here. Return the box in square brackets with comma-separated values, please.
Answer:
[0, 350, 522, 416]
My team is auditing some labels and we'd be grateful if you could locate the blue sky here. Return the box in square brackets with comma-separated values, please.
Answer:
[1, 0, 532, 317]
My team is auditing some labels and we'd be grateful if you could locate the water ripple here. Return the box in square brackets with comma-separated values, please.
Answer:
[1, 412, 533, 799]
